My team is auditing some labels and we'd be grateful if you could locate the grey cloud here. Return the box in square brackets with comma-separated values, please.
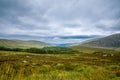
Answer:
[95, 19, 120, 32]
[63, 23, 81, 28]
[0, 0, 120, 44]
[59, 35, 99, 39]
[99, 24, 120, 31]
[0, 0, 29, 19]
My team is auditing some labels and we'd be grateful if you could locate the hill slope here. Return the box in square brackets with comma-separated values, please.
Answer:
[73, 33, 120, 49]
[0, 39, 53, 49]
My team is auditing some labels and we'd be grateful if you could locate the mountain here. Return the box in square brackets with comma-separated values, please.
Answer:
[72, 33, 120, 49]
[0, 39, 53, 49]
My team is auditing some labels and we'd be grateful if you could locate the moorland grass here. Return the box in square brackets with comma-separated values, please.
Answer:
[0, 51, 120, 80]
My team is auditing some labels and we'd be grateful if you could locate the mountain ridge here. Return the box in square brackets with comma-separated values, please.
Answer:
[0, 39, 53, 49]
[72, 33, 120, 49]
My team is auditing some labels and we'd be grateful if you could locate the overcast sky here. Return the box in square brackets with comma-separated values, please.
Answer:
[0, 0, 120, 44]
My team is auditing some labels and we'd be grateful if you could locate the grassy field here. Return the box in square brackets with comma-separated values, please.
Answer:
[0, 50, 120, 80]
[70, 45, 120, 54]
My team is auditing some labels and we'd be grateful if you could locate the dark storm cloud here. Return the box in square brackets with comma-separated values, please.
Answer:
[0, 0, 29, 21]
[0, 0, 120, 44]
[59, 35, 98, 39]
[0, 0, 49, 30]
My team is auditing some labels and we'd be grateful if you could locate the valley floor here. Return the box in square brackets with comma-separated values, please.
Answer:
[0, 51, 120, 80]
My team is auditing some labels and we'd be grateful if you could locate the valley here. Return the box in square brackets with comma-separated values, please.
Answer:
[0, 33, 120, 80]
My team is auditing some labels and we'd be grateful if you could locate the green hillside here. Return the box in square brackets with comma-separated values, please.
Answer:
[0, 39, 53, 49]
[70, 45, 120, 55]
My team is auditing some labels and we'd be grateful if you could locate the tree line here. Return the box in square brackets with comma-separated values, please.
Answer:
[0, 46, 78, 54]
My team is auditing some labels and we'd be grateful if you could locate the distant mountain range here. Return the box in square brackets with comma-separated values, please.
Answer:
[74, 33, 120, 49]
[0, 33, 120, 49]
[0, 39, 53, 49]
